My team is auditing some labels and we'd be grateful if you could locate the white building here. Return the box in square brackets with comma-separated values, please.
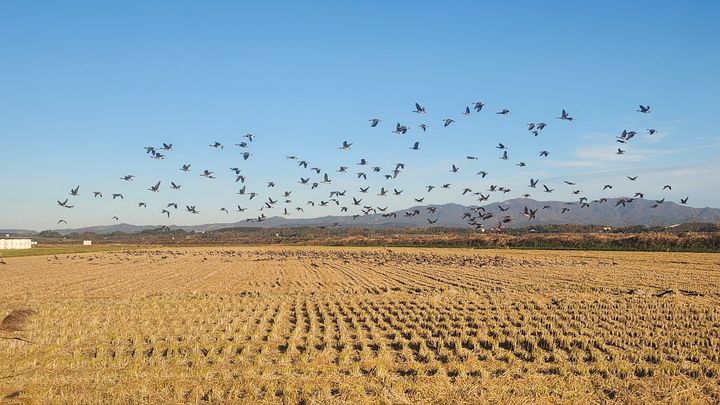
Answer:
[83, 240, 92, 246]
[0, 239, 34, 249]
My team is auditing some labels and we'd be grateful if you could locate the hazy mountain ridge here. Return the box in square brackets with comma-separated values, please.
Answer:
[3, 198, 719, 236]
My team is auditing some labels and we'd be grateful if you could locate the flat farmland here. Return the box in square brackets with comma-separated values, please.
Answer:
[1, 247, 720, 404]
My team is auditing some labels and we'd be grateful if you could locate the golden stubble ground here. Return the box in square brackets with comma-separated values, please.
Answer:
[1, 246, 719, 404]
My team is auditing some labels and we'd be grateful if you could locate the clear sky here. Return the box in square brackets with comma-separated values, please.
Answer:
[1, 1, 719, 230]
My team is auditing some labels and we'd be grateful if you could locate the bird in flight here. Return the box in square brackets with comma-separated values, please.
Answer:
[170, 182, 182, 190]
[93, 192, 103, 198]
[339, 141, 352, 150]
[617, 130, 636, 143]
[462, 106, 472, 116]
[112, 193, 124, 200]
[419, 124, 428, 132]
[209, 141, 224, 149]
[496, 108, 511, 115]
[393, 123, 409, 134]
[149, 181, 161, 192]
[181, 164, 191, 172]
[57, 219, 67, 224]
[138, 202, 147, 208]
[69, 185, 80, 196]
[637, 105, 651, 113]
[473, 101, 485, 112]
[413, 103, 426, 114]
[162, 209, 171, 218]
[410, 141, 420, 150]
[443, 119, 455, 127]
[543, 185, 554, 193]
[369, 118, 381, 127]
[627, 176, 638, 181]
[557, 109, 574, 121]
[121, 175, 134, 181]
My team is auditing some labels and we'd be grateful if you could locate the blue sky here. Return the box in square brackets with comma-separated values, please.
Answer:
[1, 1, 719, 230]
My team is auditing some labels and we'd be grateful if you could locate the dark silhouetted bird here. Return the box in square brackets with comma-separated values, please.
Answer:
[393, 123, 409, 134]
[149, 181, 161, 192]
[557, 109, 574, 121]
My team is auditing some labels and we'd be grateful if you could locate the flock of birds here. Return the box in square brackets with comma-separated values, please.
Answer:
[54, 102, 689, 230]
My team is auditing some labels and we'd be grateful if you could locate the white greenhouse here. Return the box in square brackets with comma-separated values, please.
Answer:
[0, 239, 34, 249]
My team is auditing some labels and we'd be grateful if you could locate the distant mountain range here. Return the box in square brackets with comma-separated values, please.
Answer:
[3, 198, 719, 236]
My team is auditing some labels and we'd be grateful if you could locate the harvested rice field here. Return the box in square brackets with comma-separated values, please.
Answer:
[1, 247, 720, 404]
